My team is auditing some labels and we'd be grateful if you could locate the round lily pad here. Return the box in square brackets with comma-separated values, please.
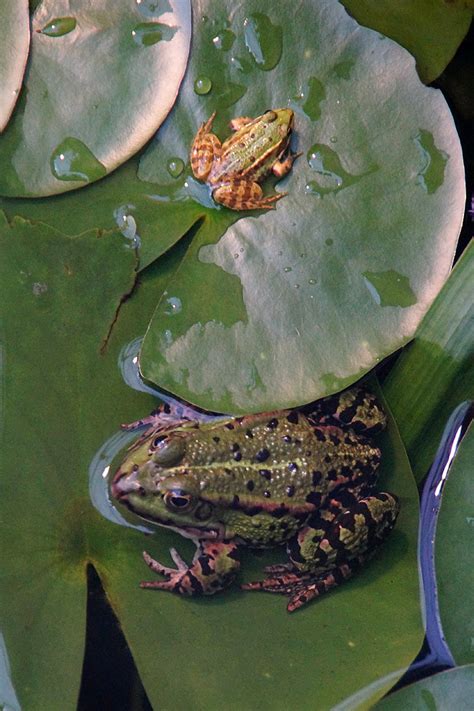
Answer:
[138, 0, 465, 414]
[0, 0, 30, 133]
[0, 0, 191, 196]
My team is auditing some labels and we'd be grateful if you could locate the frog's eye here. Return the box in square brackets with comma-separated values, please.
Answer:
[163, 489, 194, 512]
[151, 436, 186, 466]
[263, 110, 277, 122]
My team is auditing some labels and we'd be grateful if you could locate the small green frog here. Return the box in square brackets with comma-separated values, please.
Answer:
[112, 388, 399, 612]
[190, 108, 298, 210]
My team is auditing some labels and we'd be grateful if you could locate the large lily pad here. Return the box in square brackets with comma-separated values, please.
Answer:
[0, 213, 423, 709]
[0, 1, 30, 132]
[138, 0, 465, 414]
[373, 665, 474, 710]
[340, 0, 472, 84]
[0, 0, 191, 196]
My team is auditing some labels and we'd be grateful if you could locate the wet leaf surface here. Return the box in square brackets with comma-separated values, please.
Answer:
[0, 213, 422, 709]
[0, 0, 29, 132]
[0, 0, 191, 196]
[373, 665, 474, 710]
[139, 0, 465, 414]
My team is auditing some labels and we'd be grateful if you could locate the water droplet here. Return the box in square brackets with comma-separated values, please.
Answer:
[305, 143, 377, 196]
[300, 253, 306, 259]
[216, 82, 247, 107]
[414, 129, 449, 194]
[50, 138, 106, 182]
[283, 267, 292, 273]
[325, 238, 333, 246]
[239, 247, 244, 253]
[113, 205, 141, 249]
[243, 13, 282, 71]
[290, 76, 326, 121]
[363, 270, 417, 308]
[131, 22, 176, 47]
[308, 278, 316, 285]
[164, 296, 182, 315]
[194, 75, 212, 95]
[294, 284, 300, 289]
[330, 136, 337, 144]
[39, 17, 77, 37]
[230, 55, 253, 73]
[167, 157, 185, 178]
[212, 29, 235, 51]
[234, 253, 239, 259]
[136, 0, 172, 18]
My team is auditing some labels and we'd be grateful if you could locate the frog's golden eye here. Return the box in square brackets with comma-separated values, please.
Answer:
[163, 489, 194, 512]
[152, 436, 186, 466]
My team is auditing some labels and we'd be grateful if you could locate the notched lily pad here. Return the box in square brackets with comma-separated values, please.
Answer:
[0, 0, 191, 196]
[138, 0, 465, 414]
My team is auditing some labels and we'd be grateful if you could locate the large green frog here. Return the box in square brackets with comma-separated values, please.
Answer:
[112, 388, 399, 612]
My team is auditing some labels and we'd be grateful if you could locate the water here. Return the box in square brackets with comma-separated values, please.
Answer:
[131, 22, 176, 47]
[243, 13, 282, 71]
[39, 17, 76, 37]
[50, 138, 106, 183]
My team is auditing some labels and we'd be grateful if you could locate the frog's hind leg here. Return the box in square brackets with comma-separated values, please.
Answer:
[242, 492, 400, 612]
[306, 387, 387, 436]
[190, 112, 221, 181]
[213, 178, 286, 211]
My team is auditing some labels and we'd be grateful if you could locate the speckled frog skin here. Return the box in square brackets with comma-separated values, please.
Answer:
[112, 388, 399, 612]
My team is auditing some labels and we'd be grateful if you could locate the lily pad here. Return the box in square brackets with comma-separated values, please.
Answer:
[340, 0, 472, 84]
[373, 665, 474, 710]
[138, 0, 465, 414]
[0, 212, 423, 709]
[436, 423, 474, 665]
[0, 0, 191, 196]
[0, 0, 30, 132]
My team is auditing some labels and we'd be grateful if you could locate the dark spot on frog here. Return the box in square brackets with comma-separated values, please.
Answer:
[330, 433, 341, 446]
[213, 436, 220, 443]
[245, 429, 254, 439]
[231, 442, 240, 452]
[340, 405, 356, 423]
[314, 428, 326, 442]
[259, 469, 272, 480]
[264, 490, 271, 498]
[286, 485, 295, 497]
[306, 491, 322, 506]
[266, 418, 279, 429]
[255, 448, 270, 463]
[233, 451, 242, 462]
[288, 462, 298, 473]
[324, 454, 332, 463]
[195, 503, 212, 520]
[225, 423, 235, 430]
[132, 464, 139, 472]
[231, 494, 240, 508]
[340, 465, 353, 478]
[246, 480, 255, 491]
[283, 435, 292, 444]
[286, 411, 299, 424]
[272, 505, 289, 519]
[327, 469, 339, 481]
[312, 470, 322, 486]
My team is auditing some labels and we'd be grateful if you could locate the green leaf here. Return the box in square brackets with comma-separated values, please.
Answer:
[436, 423, 474, 665]
[383, 242, 474, 482]
[138, 0, 465, 414]
[0, 157, 205, 270]
[372, 665, 474, 710]
[0, 0, 30, 132]
[0, 213, 422, 709]
[340, 0, 473, 84]
[0, 0, 191, 196]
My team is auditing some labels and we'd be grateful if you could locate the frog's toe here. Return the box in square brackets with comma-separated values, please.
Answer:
[242, 571, 302, 595]
[263, 562, 293, 574]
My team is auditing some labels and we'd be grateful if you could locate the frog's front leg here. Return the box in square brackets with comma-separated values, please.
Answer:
[272, 150, 301, 178]
[190, 112, 222, 181]
[307, 387, 387, 436]
[243, 492, 399, 611]
[141, 541, 240, 596]
[213, 178, 286, 211]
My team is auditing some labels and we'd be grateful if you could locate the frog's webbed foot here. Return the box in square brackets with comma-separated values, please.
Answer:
[140, 541, 240, 597]
[190, 112, 222, 181]
[242, 562, 358, 612]
[121, 400, 207, 433]
[213, 178, 286, 211]
[243, 492, 400, 611]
